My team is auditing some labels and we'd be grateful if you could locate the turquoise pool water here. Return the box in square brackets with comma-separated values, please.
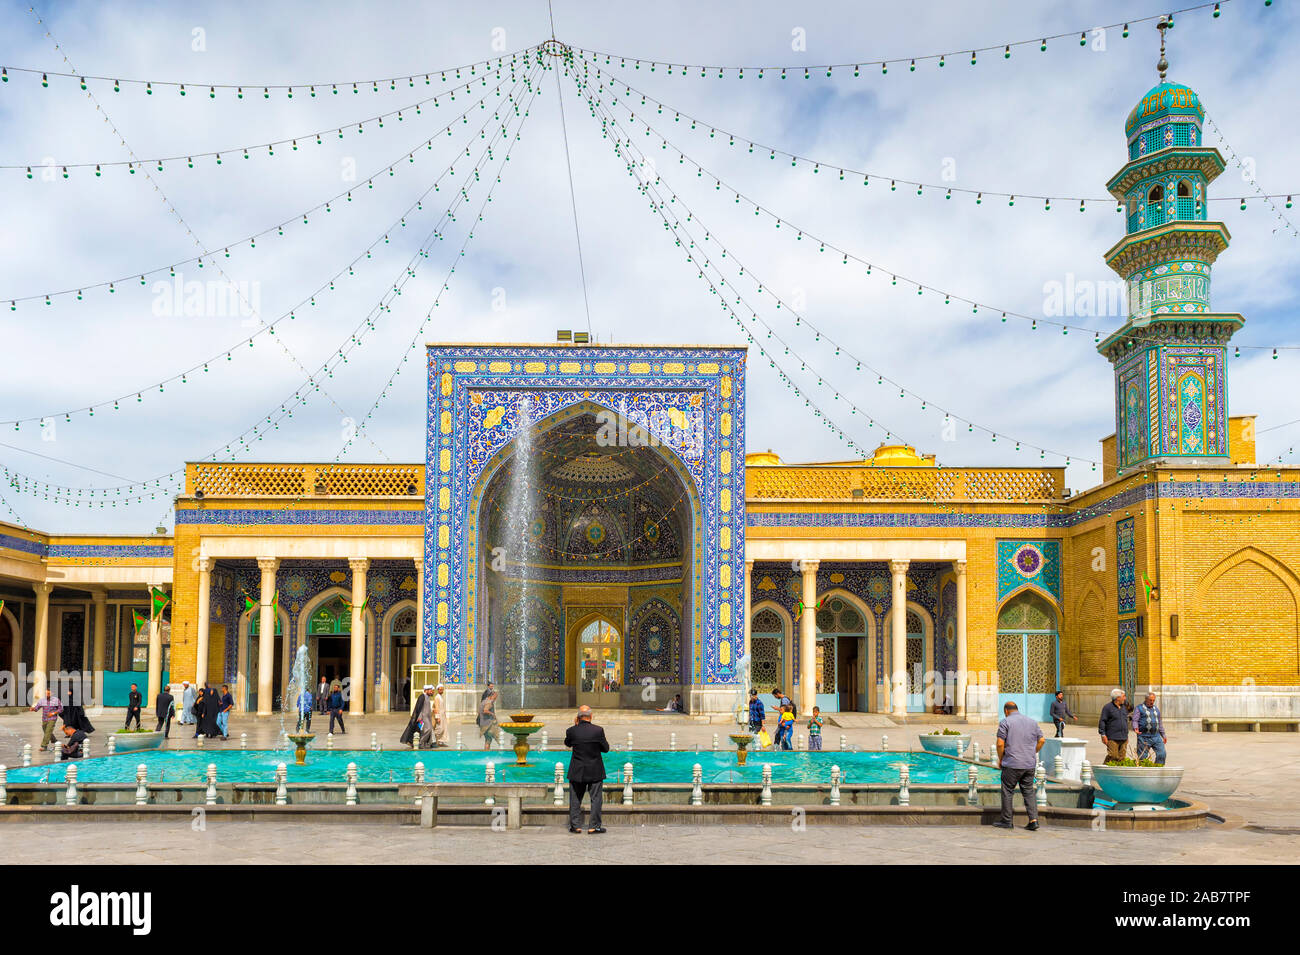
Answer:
[5, 749, 1001, 786]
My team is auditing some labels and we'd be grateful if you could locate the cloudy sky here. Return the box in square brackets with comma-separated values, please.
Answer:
[1, 0, 1296, 535]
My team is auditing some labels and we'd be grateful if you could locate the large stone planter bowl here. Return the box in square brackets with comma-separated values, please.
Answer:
[1091, 765, 1184, 804]
[918, 734, 971, 757]
[111, 731, 166, 753]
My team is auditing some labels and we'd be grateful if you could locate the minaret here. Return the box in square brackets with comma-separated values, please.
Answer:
[1098, 19, 1244, 472]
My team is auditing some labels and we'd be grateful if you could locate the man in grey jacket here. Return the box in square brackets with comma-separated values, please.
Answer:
[1049, 690, 1075, 738]
[1098, 688, 1131, 763]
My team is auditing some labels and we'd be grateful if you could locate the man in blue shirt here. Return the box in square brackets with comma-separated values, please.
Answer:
[1132, 692, 1167, 765]
[994, 701, 1044, 831]
[747, 688, 765, 734]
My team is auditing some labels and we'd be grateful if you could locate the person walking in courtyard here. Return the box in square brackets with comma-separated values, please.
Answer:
[400, 685, 435, 749]
[747, 688, 765, 734]
[179, 681, 196, 725]
[777, 703, 795, 750]
[432, 684, 448, 746]
[994, 700, 1043, 831]
[327, 682, 346, 735]
[197, 683, 222, 739]
[807, 706, 824, 750]
[154, 683, 175, 738]
[1099, 688, 1131, 764]
[1050, 690, 1076, 738]
[478, 687, 500, 750]
[124, 683, 143, 730]
[217, 684, 234, 740]
[565, 704, 610, 834]
[296, 685, 313, 733]
[1132, 692, 1168, 766]
[318, 675, 329, 714]
[191, 685, 207, 737]
[30, 688, 63, 752]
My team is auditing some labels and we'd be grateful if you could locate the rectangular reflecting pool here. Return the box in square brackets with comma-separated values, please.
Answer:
[6, 749, 1002, 786]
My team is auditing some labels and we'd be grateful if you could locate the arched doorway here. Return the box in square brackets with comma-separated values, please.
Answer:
[749, 604, 788, 710]
[575, 615, 623, 707]
[305, 595, 352, 698]
[474, 403, 694, 709]
[996, 590, 1060, 720]
[243, 609, 285, 712]
[389, 605, 418, 711]
[905, 607, 932, 713]
[815, 593, 870, 712]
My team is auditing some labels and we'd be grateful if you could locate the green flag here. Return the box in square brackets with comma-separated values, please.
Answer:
[132, 609, 148, 635]
[150, 585, 170, 617]
[242, 590, 256, 614]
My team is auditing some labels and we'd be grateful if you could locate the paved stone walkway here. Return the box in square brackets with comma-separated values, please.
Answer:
[4, 819, 1295, 864]
[4, 709, 1297, 862]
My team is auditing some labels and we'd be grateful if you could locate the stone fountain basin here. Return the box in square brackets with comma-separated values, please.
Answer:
[1091, 765, 1184, 804]
[918, 734, 971, 757]
[111, 731, 166, 753]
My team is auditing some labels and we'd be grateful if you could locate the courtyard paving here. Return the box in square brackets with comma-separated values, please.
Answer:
[2, 708, 1297, 863]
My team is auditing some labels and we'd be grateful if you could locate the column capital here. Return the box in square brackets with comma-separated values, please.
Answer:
[90, 586, 108, 604]
[348, 557, 371, 574]
[744, 558, 755, 571]
[798, 559, 820, 575]
[953, 559, 967, 577]
[888, 559, 910, 576]
[256, 556, 279, 574]
[197, 556, 212, 575]
[33, 581, 53, 596]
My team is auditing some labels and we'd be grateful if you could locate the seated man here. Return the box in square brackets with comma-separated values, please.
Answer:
[60, 724, 86, 761]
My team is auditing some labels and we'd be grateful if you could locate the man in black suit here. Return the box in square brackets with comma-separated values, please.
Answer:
[564, 704, 610, 834]
[154, 684, 175, 738]
[124, 683, 142, 730]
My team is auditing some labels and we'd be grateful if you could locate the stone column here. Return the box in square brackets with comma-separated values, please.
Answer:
[31, 582, 53, 702]
[889, 559, 910, 718]
[92, 590, 107, 705]
[256, 558, 279, 716]
[147, 584, 165, 704]
[798, 560, 820, 716]
[349, 558, 369, 716]
[195, 558, 212, 688]
[955, 560, 968, 719]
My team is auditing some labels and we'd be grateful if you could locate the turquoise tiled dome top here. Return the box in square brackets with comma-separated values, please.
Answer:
[1125, 81, 1204, 142]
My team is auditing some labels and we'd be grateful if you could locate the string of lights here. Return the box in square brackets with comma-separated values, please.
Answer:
[576, 53, 1297, 210]
[567, 2, 1248, 79]
[4, 65, 544, 507]
[330, 62, 548, 461]
[579, 60, 1102, 468]
[574, 65, 908, 461]
[3, 53, 537, 177]
[0, 43, 541, 98]
[585, 57, 1299, 356]
[3, 70, 539, 434]
[5, 64, 538, 309]
[152, 67, 547, 527]
[1203, 112, 1300, 236]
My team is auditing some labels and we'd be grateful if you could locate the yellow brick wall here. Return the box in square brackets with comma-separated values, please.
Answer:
[1173, 510, 1300, 684]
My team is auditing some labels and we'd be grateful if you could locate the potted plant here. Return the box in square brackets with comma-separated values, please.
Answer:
[110, 728, 166, 753]
[1090, 758, 1184, 805]
[918, 727, 972, 757]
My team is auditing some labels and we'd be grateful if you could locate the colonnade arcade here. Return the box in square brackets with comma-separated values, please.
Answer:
[742, 540, 968, 717]
[193, 538, 423, 716]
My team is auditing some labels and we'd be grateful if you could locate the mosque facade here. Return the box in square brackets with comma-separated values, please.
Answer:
[3, 75, 1298, 725]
